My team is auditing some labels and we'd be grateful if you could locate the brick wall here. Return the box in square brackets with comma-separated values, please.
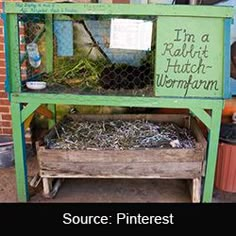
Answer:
[0, 1, 12, 136]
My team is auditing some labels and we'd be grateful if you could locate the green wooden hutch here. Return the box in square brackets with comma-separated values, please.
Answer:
[2, 2, 234, 202]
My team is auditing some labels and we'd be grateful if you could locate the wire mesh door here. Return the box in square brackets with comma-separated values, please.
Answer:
[18, 14, 156, 96]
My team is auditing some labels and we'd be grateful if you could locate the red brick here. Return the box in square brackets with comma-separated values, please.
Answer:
[0, 121, 12, 127]
[0, 99, 10, 106]
[2, 128, 12, 135]
[0, 59, 5, 67]
[0, 52, 5, 58]
[0, 76, 6, 82]
[21, 61, 27, 68]
[0, 36, 4, 42]
[20, 44, 26, 52]
[0, 106, 10, 113]
[19, 28, 25, 35]
[2, 114, 11, 121]
[0, 44, 4, 52]
[0, 67, 6, 74]
[0, 83, 5, 90]
[0, 91, 7, 98]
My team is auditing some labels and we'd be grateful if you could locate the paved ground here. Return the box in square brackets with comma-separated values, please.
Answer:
[1, 148, 236, 203]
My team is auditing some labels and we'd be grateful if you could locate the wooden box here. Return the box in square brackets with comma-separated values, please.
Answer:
[37, 114, 207, 202]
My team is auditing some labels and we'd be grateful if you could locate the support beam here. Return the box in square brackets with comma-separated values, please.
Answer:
[11, 93, 224, 110]
[4, 3, 233, 18]
[5, 14, 21, 93]
[190, 107, 211, 130]
[11, 103, 29, 202]
[202, 106, 222, 202]
[45, 14, 53, 73]
[21, 102, 41, 122]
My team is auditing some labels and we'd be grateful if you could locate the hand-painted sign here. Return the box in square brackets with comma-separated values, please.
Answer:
[155, 16, 225, 98]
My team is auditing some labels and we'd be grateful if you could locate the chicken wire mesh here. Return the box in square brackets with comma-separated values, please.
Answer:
[19, 14, 156, 96]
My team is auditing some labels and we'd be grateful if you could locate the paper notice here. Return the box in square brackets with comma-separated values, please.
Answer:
[110, 19, 153, 51]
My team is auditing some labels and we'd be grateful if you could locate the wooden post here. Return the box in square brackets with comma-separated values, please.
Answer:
[192, 178, 201, 203]
[11, 103, 29, 202]
[5, 13, 29, 202]
[45, 14, 56, 128]
[202, 106, 223, 202]
[42, 178, 51, 196]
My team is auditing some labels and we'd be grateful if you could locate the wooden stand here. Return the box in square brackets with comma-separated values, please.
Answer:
[3, 3, 233, 202]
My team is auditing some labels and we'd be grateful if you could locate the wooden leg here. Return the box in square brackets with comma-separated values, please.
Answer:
[192, 178, 201, 203]
[11, 103, 29, 202]
[42, 178, 51, 196]
[202, 106, 222, 202]
[42, 178, 62, 198]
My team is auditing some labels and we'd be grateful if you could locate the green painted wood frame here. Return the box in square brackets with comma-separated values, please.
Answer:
[3, 2, 234, 202]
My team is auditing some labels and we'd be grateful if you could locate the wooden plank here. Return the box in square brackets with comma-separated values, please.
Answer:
[38, 148, 203, 163]
[223, 18, 231, 99]
[192, 177, 201, 203]
[21, 102, 41, 122]
[11, 103, 29, 202]
[6, 14, 21, 92]
[40, 162, 202, 179]
[68, 113, 188, 125]
[24, 113, 34, 130]
[42, 178, 51, 196]
[45, 14, 53, 73]
[202, 106, 223, 202]
[4, 3, 233, 18]
[11, 93, 226, 109]
[36, 105, 53, 119]
[190, 108, 211, 130]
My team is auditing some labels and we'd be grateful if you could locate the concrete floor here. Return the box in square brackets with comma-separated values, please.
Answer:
[1, 151, 236, 203]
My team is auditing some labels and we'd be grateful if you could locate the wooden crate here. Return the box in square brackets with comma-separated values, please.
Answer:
[37, 114, 207, 202]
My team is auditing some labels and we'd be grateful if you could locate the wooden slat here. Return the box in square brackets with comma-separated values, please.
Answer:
[4, 3, 233, 18]
[42, 178, 51, 196]
[40, 162, 202, 179]
[38, 147, 204, 163]
[68, 113, 189, 126]
[11, 93, 225, 110]
[192, 177, 201, 203]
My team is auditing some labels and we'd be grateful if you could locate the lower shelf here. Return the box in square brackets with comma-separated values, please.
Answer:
[36, 114, 206, 203]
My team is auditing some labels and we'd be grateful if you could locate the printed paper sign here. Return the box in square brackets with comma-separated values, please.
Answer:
[110, 19, 153, 51]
